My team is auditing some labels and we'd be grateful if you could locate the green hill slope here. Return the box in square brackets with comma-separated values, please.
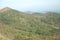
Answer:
[0, 7, 60, 40]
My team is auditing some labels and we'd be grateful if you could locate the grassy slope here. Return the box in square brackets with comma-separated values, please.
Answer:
[0, 9, 60, 40]
[0, 34, 10, 40]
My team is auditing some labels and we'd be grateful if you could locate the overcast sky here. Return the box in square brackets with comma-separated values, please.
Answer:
[0, 0, 60, 12]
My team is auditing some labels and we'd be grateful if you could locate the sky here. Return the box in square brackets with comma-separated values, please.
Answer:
[0, 0, 60, 12]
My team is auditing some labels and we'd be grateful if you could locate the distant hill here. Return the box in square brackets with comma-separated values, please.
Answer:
[0, 7, 60, 40]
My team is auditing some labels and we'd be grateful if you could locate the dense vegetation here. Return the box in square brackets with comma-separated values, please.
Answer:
[0, 7, 60, 40]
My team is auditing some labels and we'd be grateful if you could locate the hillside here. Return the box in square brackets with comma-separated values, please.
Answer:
[0, 7, 60, 40]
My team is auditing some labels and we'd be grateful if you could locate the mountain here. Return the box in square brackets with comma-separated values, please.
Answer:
[0, 7, 60, 40]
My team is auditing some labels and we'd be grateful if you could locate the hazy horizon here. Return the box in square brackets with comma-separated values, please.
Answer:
[0, 0, 60, 13]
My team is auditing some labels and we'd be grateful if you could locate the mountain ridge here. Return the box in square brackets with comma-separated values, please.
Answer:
[0, 7, 12, 13]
